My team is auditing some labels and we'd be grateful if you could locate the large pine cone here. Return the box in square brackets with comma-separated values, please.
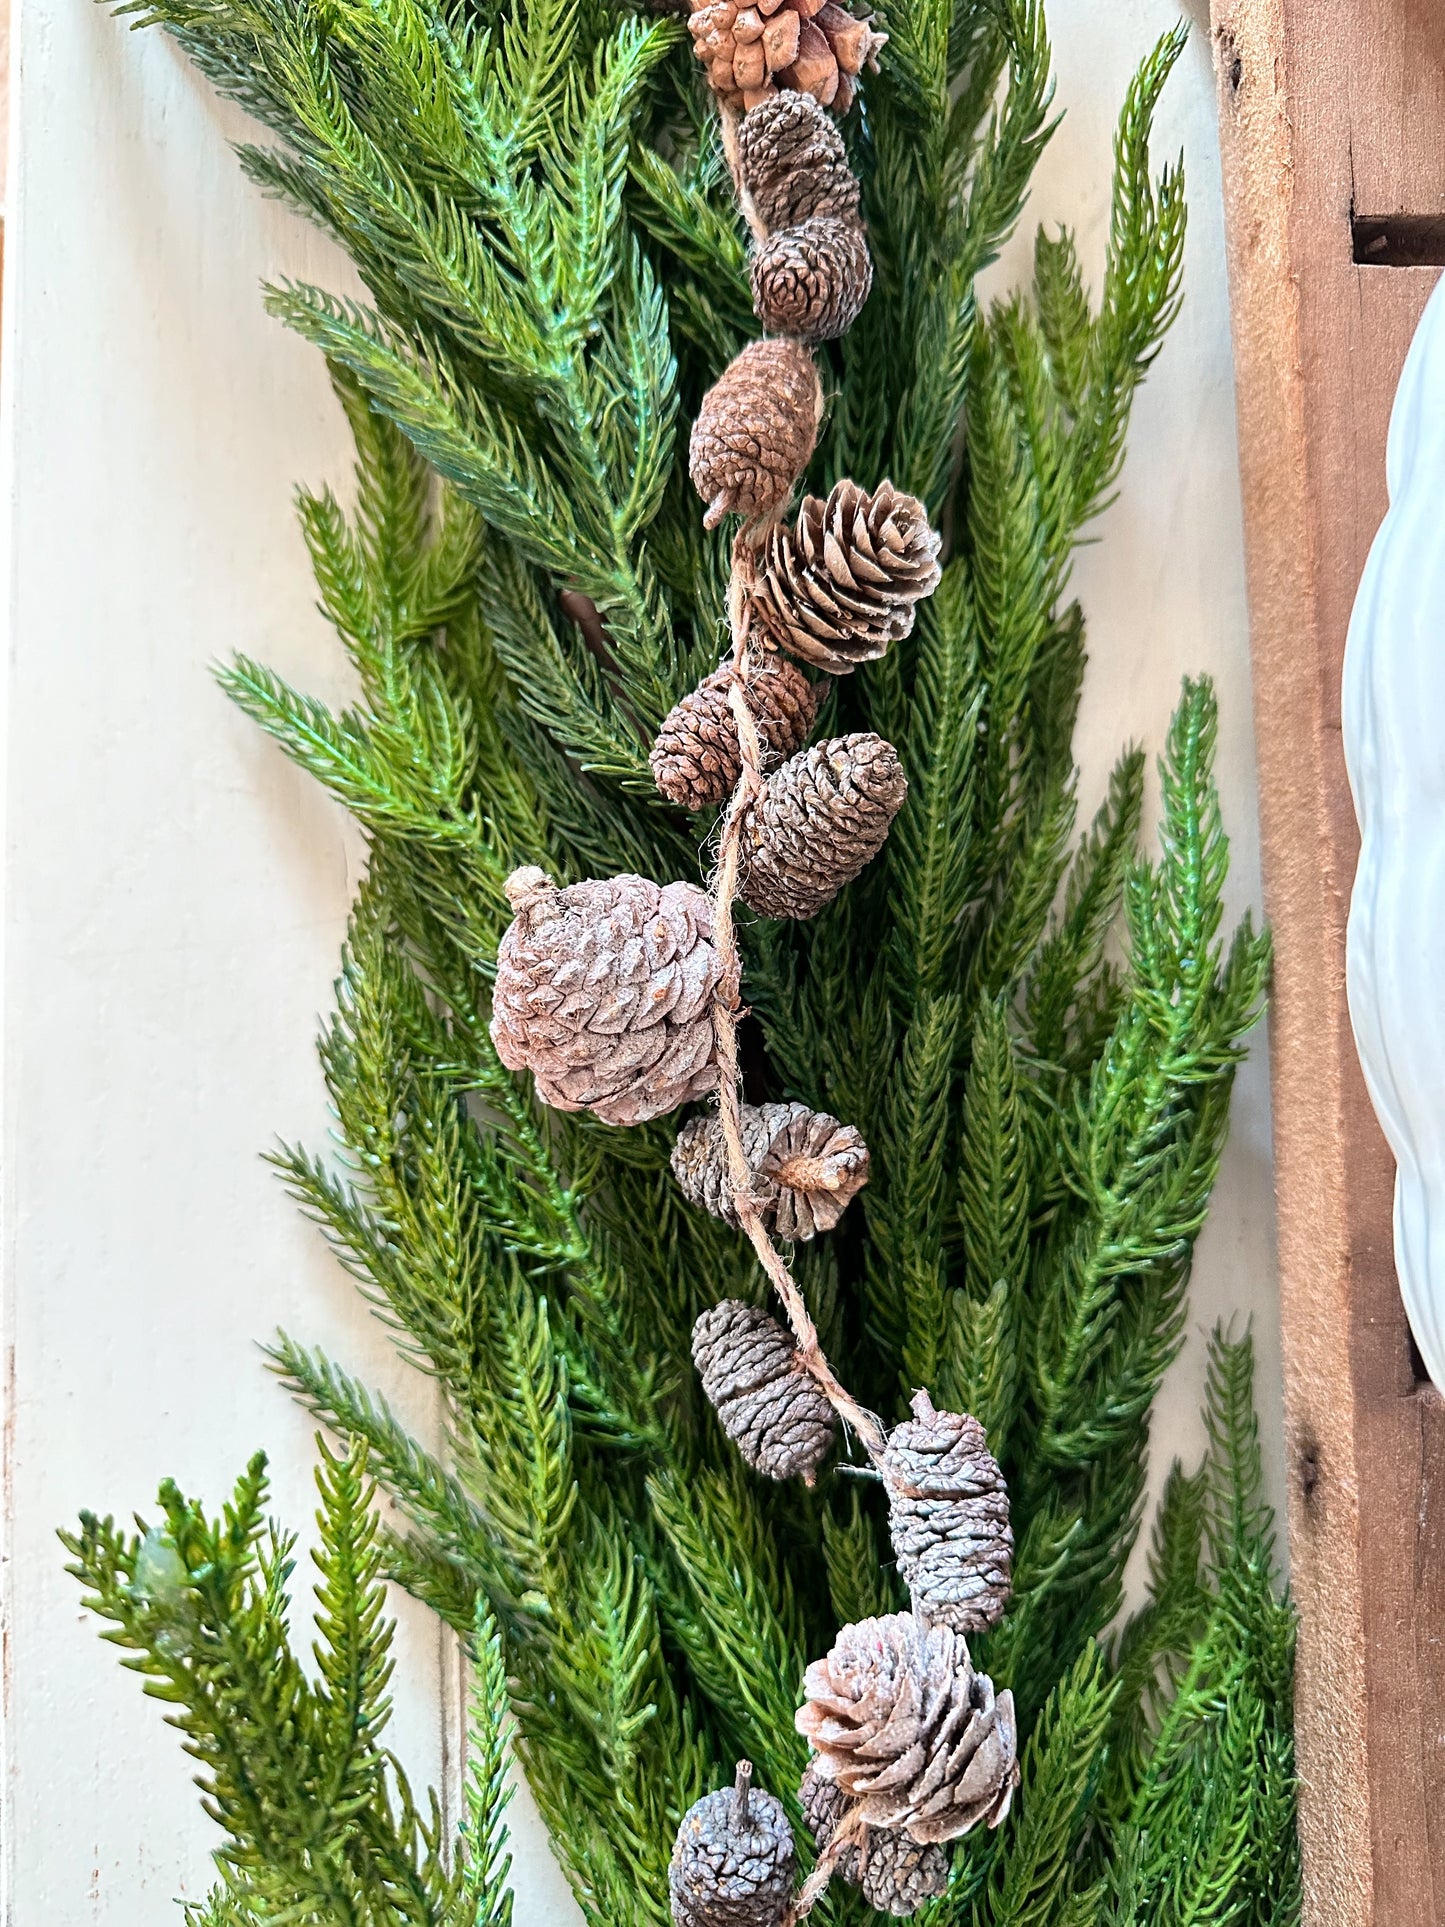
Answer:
[692, 1300, 838, 1481]
[751, 481, 943, 672]
[672, 1101, 870, 1240]
[796, 1614, 1019, 1843]
[799, 1765, 948, 1917]
[651, 659, 822, 812]
[689, 0, 886, 114]
[751, 216, 872, 342]
[739, 733, 907, 919]
[737, 93, 862, 232]
[670, 1765, 796, 1927]
[490, 868, 729, 1126]
[882, 1392, 1012, 1634]
[690, 339, 822, 531]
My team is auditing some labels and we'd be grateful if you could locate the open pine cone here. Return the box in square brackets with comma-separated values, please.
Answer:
[688, 0, 886, 114]
[750, 481, 943, 672]
[490, 868, 730, 1126]
[670, 1764, 797, 1927]
[690, 339, 823, 531]
[737, 92, 862, 232]
[881, 1392, 1012, 1634]
[739, 732, 907, 919]
[650, 658, 821, 812]
[672, 1101, 870, 1239]
[751, 215, 872, 342]
[692, 1300, 838, 1481]
[796, 1614, 1019, 1843]
[799, 1764, 948, 1917]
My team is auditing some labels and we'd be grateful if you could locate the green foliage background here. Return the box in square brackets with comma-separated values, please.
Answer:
[65, 0, 1300, 1921]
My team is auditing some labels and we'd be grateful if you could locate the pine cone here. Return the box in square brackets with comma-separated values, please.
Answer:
[490, 868, 730, 1126]
[688, 0, 886, 114]
[690, 339, 823, 531]
[882, 1392, 1012, 1634]
[671, 1764, 797, 1927]
[672, 1101, 870, 1239]
[751, 481, 943, 673]
[739, 733, 906, 919]
[751, 216, 872, 342]
[737, 93, 862, 232]
[799, 1766, 948, 1918]
[651, 659, 822, 812]
[692, 1299, 838, 1481]
[796, 1614, 1019, 1843]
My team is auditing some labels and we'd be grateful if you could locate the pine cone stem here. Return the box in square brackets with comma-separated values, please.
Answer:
[783, 1805, 867, 1927]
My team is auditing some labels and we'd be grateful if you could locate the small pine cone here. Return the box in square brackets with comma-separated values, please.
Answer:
[796, 1614, 1019, 1843]
[739, 733, 906, 919]
[800, 1769, 949, 1918]
[688, 0, 884, 113]
[651, 659, 822, 811]
[751, 481, 943, 673]
[672, 1101, 870, 1239]
[881, 1392, 1012, 1634]
[798, 1763, 863, 1885]
[751, 216, 872, 342]
[692, 1300, 838, 1481]
[689, 339, 822, 531]
[490, 868, 729, 1126]
[737, 93, 861, 232]
[670, 1764, 796, 1927]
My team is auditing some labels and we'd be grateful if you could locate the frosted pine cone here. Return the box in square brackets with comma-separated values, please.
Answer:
[690, 339, 822, 531]
[882, 1392, 1012, 1634]
[799, 1765, 948, 1917]
[688, 0, 886, 114]
[692, 1300, 838, 1481]
[670, 1764, 796, 1927]
[651, 659, 821, 812]
[490, 868, 729, 1126]
[737, 93, 861, 232]
[796, 1614, 1019, 1843]
[751, 481, 943, 672]
[751, 216, 872, 342]
[672, 1101, 870, 1240]
[739, 733, 907, 919]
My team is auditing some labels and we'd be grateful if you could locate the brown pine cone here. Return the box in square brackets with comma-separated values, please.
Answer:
[672, 1101, 870, 1240]
[490, 868, 730, 1126]
[751, 481, 943, 673]
[799, 1765, 948, 1918]
[739, 733, 907, 919]
[796, 1614, 1019, 1843]
[882, 1392, 1012, 1634]
[688, 0, 886, 113]
[690, 339, 822, 531]
[651, 658, 822, 812]
[670, 1764, 796, 1927]
[751, 216, 872, 342]
[692, 1299, 838, 1481]
[737, 93, 862, 232]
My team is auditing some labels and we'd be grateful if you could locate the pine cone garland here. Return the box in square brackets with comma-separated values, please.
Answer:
[796, 1614, 1019, 1843]
[651, 659, 822, 812]
[799, 1766, 948, 1918]
[688, 0, 886, 114]
[672, 1101, 870, 1239]
[692, 1299, 838, 1481]
[751, 216, 872, 342]
[671, 1764, 797, 1927]
[490, 868, 730, 1126]
[882, 1392, 1012, 1634]
[736, 93, 862, 232]
[690, 339, 823, 531]
[739, 732, 907, 919]
[751, 481, 944, 672]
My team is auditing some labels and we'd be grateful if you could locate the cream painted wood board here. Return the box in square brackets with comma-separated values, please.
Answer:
[0, 0, 1280, 1919]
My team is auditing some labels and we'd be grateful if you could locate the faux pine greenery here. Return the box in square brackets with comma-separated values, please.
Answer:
[68, 0, 1299, 1920]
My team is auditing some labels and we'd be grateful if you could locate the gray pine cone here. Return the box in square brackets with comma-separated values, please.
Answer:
[689, 339, 823, 530]
[692, 1299, 838, 1482]
[672, 1101, 870, 1240]
[670, 1764, 796, 1927]
[796, 1613, 1019, 1843]
[650, 658, 822, 812]
[799, 1765, 948, 1918]
[881, 1392, 1012, 1634]
[751, 216, 873, 342]
[737, 92, 862, 232]
[739, 733, 907, 919]
[750, 480, 943, 672]
[490, 868, 730, 1126]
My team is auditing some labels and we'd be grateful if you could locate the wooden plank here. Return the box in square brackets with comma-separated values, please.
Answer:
[1209, 3, 1445, 1922]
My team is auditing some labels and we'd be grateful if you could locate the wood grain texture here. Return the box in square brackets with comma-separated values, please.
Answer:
[1210, 3, 1445, 1921]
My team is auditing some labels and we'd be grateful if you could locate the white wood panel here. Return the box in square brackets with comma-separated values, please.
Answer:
[0, 0, 1280, 1918]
